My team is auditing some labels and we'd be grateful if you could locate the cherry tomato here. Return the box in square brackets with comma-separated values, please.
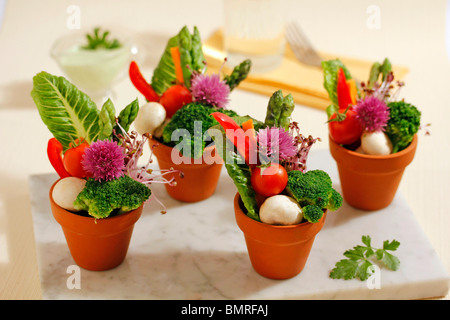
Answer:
[63, 138, 90, 178]
[251, 163, 288, 197]
[328, 108, 363, 145]
[159, 84, 193, 118]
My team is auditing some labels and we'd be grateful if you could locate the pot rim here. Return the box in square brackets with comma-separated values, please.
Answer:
[329, 134, 418, 160]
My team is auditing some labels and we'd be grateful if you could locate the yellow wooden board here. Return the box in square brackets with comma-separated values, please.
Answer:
[203, 29, 409, 110]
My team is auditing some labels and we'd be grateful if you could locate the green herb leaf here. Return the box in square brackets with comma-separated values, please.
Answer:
[382, 251, 401, 271]
[357, 260, 375, 281]
[330, 235, 401, 281]
[362, 235, 371, 247]
[330, 258, 360, 280]
[82, 27, 121, 50]
[383, 239, 401, 251]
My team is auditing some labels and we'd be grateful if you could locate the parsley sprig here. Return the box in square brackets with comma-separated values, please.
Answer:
[82, 27, 121, 50]
[330, 235, 400, 281]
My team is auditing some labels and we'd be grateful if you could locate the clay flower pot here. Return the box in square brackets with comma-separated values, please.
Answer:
[329, 134, 418, 211]
[49, 180, 143, 271]
[149, 137, 223, 202]
[233, 193, 326, 280]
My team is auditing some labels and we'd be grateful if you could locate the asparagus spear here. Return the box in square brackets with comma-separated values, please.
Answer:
[264, 90, 294, 131]
[224, 59, 252, 91]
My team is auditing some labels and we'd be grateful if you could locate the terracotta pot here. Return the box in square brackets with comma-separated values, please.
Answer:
[49, 180, 143, 271]
[149, 137, 223, 202]
[329, 134, 418, 211]
[233, 193, 326, 280]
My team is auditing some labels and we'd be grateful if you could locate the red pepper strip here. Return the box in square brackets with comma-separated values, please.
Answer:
[211, 112, 257, 167]
[337, 68, 353, 110]
[47, 138, 71, 179]
[170, 47, 184, 85]
[129, 61, 160, 102]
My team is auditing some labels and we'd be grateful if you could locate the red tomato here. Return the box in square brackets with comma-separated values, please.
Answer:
[251, 163, 288, 197]
[159, 84, 193, 118]
[328, 108, 363, 145]
[63, 139, 90, 178]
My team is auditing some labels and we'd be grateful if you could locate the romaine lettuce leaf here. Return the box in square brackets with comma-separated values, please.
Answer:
[151, 26, 205, 95]
[209, 123, 260, 221]
[321, 59, 352, 108]
[31, 71, 100, 150]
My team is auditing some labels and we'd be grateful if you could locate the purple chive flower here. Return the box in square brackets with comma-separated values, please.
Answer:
[190, 73, 230, 108]
[354, 95, 390, 132]
[82, 139, 126, 181]
[257, 127, 297, 162]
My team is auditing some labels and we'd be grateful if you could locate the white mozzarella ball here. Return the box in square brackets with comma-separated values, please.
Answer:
[52, 177, 86, 211]
[259, 195, 303, 226]
[134, 102, 166, 135]
[360, 131, 393, 155]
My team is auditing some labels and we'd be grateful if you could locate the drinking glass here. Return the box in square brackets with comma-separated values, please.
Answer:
[223, 0, 286, 73]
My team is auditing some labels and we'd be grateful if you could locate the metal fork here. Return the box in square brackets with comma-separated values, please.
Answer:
[285, 21, 323, 68]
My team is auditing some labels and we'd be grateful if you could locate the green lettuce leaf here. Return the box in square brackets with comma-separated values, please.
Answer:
[31, 71, 100, 150]
[151, 26, 205, 94]
[321, 59, 352, 108]
[209, 123, 260, 221]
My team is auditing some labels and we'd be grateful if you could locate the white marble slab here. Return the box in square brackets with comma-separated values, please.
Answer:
[28, 149, 449, 300]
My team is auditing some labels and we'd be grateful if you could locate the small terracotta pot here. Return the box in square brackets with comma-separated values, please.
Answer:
[234, 193, 326, 280]
[49, 180, 143, 271]
[329, 134, 418, 211]
[149, 137, 223, 202]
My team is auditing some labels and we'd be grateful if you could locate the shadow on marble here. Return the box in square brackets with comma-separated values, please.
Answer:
[38, 241, 280, 300]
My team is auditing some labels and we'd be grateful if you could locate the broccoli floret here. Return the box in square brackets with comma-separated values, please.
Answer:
[326, 188, 343, 211]
[162, 102, 238, 159]
[286, 170, 332, 208]
[286, 169, 343, 223]
[385, 101, 421, 153]
[73, 175, 151, 219]
[302, 205, 324, 223]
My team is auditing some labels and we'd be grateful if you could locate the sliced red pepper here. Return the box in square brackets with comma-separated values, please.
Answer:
[337, 68, 353, 110]
[211, 112, 257, 167]
[129, 61, 160, 102]
[47, 138, 71, 179]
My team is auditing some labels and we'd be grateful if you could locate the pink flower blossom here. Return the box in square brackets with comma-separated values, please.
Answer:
[82, 139, 125, 181]
[354, 95, 390, 132]
[190, 73, 230, 108]
[257, 127, 297, 163]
